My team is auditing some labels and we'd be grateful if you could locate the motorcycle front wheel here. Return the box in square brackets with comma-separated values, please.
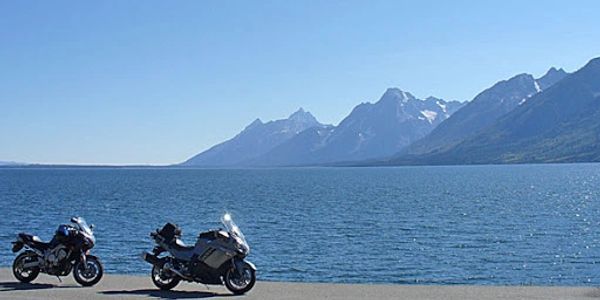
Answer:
[73, 256, 104, 287]
[151, 264, 180, 290]
[224, 263, 256, 295]
[12, 251, 40, 283]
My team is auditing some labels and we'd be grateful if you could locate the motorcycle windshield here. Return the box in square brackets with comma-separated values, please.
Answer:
[221, 213, 249, 251]
[72, 217, 95, 241]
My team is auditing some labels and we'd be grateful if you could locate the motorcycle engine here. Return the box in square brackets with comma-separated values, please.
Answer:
[45, 245, 69, 266]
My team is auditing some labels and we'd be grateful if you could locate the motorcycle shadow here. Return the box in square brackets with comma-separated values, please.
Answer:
[0, 281, 77, 291]
[584, 289, 600, 298]
[100, 289, 235, 299]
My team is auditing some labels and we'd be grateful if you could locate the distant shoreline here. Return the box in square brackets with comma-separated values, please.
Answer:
[2, 161, 600, 169]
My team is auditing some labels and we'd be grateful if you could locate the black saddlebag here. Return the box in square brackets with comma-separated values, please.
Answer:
[158, 223, 182, 242]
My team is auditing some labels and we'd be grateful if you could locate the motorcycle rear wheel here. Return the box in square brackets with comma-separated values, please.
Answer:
[12, 251, 40, 283]
[151, 264, 180, 290]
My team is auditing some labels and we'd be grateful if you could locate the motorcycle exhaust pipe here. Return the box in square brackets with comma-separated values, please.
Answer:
[22, 261, 40, 268]
[164, 265, 193, 281]
[141, 252, 193, 281]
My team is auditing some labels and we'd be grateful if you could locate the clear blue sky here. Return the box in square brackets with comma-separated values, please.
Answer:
[1, 1, 599, 165]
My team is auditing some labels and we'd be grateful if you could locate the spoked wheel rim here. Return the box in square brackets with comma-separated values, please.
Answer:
[76, 261, 101, 283]
[226, 267, 254, 290]
[15, 267, 35, 279]
[152, 265, 176, 285]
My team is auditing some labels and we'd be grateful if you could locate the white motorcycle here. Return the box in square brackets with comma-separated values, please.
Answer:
[142, 213, 256, 294]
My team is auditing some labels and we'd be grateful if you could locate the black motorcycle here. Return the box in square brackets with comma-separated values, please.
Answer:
[142, 213, 256, 294]
[11, 217, 104, 286]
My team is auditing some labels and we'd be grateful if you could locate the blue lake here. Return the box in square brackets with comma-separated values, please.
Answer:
[1, 164, 599, 285]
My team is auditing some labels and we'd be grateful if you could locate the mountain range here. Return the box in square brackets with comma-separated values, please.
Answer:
[183, 56, 600, 167]
[183, 108, 326, 167]
[389, 58, 600, 165]
[399, 67, 569, 157]
[183, 90, 463, 166]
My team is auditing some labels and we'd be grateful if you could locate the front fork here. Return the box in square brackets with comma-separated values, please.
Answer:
[79, 252, 90, 271]
[232, 258, 256, 276]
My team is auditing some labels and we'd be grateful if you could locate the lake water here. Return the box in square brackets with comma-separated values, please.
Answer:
[1, 164, 599, 285]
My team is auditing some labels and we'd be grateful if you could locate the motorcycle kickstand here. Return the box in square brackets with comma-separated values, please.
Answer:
[56, 276, 62, 283]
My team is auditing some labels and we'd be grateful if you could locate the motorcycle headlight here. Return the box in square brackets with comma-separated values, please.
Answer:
[232, 236, 248, 254]
[82, 233, 95, 248]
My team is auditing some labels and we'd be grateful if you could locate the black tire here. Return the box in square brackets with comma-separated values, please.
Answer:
[151, 264, 180, 290]
[73, 256, 104, 287]
[12, 251, 40, 283]
[224, 263, 256, 295]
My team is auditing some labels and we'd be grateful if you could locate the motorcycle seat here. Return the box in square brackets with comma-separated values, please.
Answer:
[172, 238, 194, 252]
[18, 233, 49, 250]
[198, 230, 217, 240]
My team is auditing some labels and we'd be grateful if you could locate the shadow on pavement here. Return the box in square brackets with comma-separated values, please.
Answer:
[584, 288, 600, 298]
[100, 289, 234, 299]
[0, 281, 55, 291]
